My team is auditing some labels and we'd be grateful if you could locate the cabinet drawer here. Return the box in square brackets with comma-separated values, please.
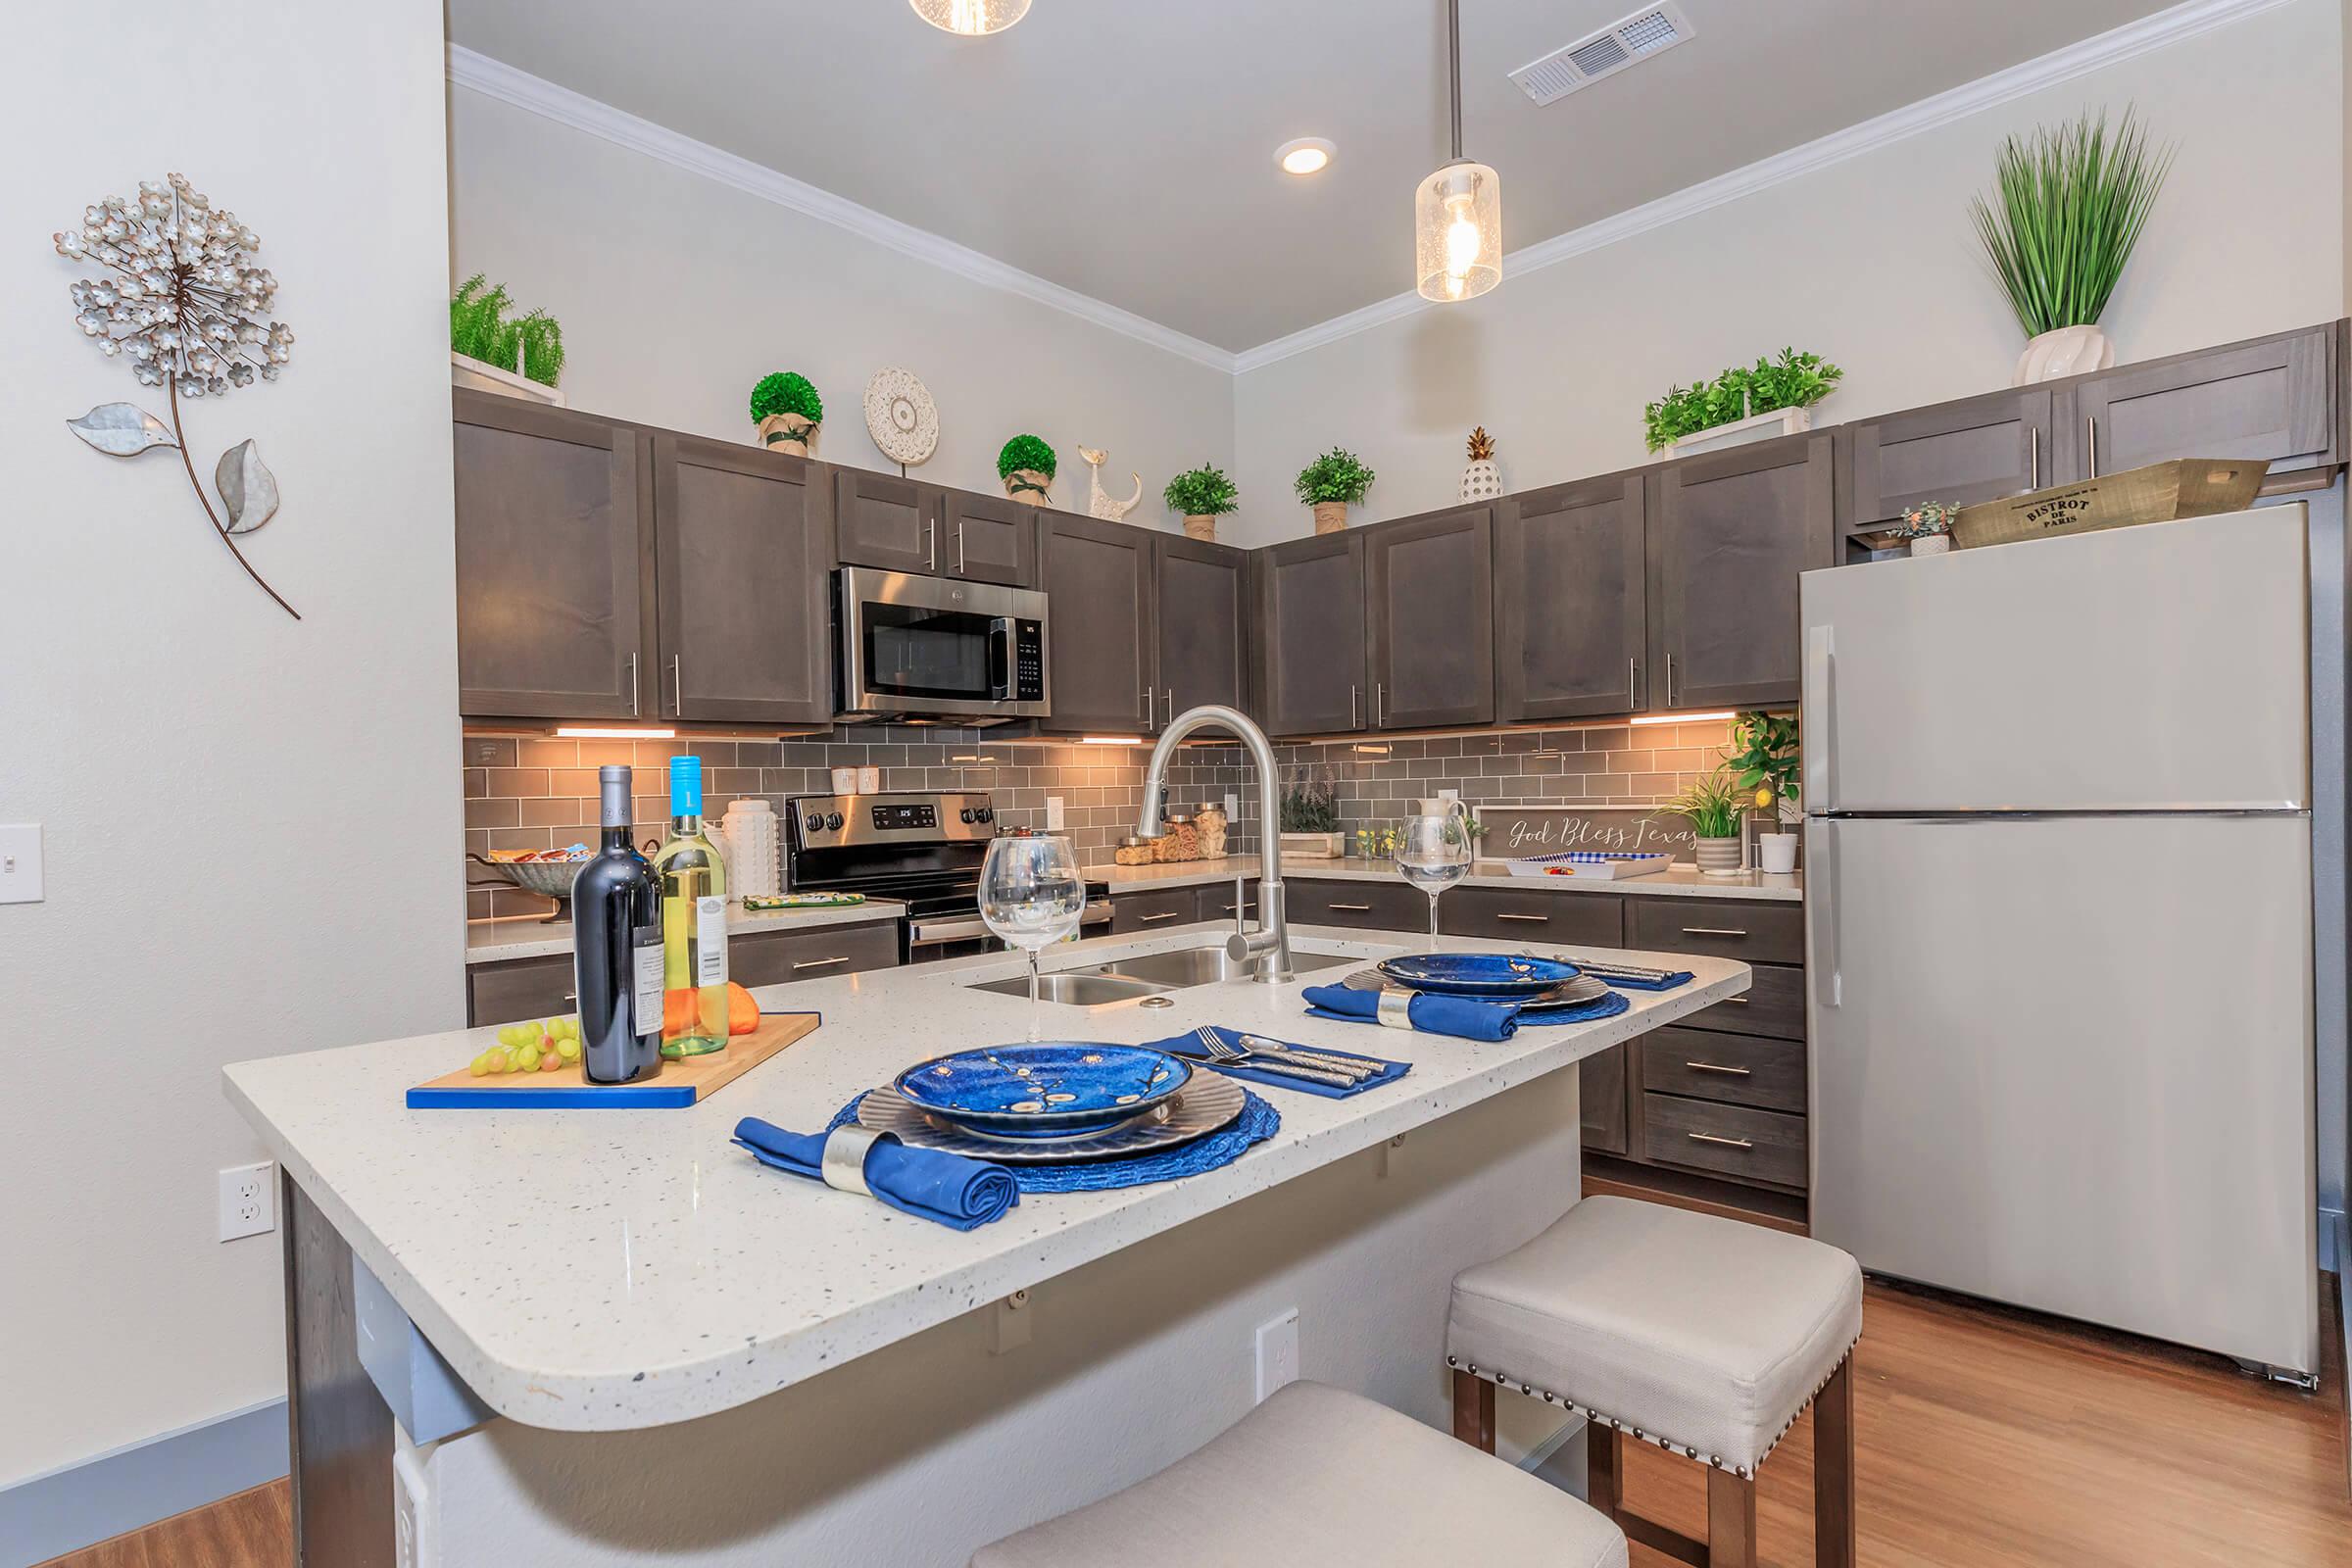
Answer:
[1627, 898, 1804, 965]
[1196, 879, 1260, 923]
[1680, 961, 1805, 1039]
[1287, 878, 1427, 931]
[466, 955, 575, 1027]
[1641, 1028, 1806, 1113]
[1112, 888, 1200, 934]
[730, 921, 901, 988]
[1643, 1095, 1807, 1190]
[1440, 886, 1622, 947]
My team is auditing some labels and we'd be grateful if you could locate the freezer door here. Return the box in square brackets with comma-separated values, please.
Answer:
[1806, 813, 2317, 1375]
[1799, 507, 2309, 812]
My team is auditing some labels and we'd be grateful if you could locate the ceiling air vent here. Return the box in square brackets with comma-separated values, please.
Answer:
[1509, 1, 1695, 106]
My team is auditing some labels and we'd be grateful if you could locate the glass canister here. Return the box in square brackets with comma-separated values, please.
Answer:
[1113, 835, 1156, 867]
[1195, 803, 1228, 858]
[1157, 813, 1196, 862]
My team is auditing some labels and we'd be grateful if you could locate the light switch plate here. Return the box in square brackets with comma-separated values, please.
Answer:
[0, 823, 42, 905]
[1045, 797, 1065, 831]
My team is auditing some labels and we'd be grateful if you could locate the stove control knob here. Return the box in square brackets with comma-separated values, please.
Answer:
[974, 807, 994, 824]
[824, 811, 844, 831]
[804, 812, 824, 834]
[958, 808, 975, 824]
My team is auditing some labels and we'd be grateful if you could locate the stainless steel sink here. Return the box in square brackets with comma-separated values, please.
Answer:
[965, 971, 1170, 1004]
[1087, 946, 1356, 988]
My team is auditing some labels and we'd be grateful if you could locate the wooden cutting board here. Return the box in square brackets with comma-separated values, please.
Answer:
[406, 1012, 821, 1109]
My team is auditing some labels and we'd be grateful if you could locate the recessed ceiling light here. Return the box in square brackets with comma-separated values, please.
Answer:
[909, 0, 1029, 36]
[1276, 138, 1336, 175]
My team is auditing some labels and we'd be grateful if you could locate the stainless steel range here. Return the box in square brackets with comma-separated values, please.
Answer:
[784, 790, 1110, 960]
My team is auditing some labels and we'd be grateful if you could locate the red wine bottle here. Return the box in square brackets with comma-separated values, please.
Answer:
[571, 765, 663, 1085]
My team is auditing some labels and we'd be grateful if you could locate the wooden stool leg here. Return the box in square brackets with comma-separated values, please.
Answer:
[1707, 1467, 1757, 1568]
[1813, 1355, 1857, 1568]
[1450, 1367, 1495, 1453]
[1585, 1422, 1622, 1523]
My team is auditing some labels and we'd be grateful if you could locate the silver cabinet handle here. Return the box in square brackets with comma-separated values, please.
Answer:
[1682, 926, 1747, 937]
[791, 955, 852, 971]
[1144, 687, 1156, 732]
[925, 509, 938, 572]
[1162, 688, 1174, 725]
[956, 519, 966, 575]
[2084, 415, 2097, 479]
[626, 653, 640, 717]
[1139, 911, 1183, 923]
[1494, 912, 1549, 923]
[2028, 424, 2040, 489]
[1686, 1061, 1752, 1076]
[1376, 682, 1387, 726]
[563, 992, 577, 1004]
[670, 654, 683, 717]
[1329, 903, 1373, 912]
[1666, 653, 1678, 708]
[1628, 657, 1638, 710]
[1687, 1131, 1753, 1150]
[1722, 995, 1750, 1004]
[1349, 684, 1360, 728]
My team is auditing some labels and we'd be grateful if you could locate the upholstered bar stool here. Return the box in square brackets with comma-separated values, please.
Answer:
[970, 1381, 1629, 1568]
[1446, 1197, 1864, 1568]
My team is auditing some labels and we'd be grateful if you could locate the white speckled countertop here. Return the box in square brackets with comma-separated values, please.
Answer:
[1088, 855, 1802, 902]
[224, 923, 1745, 1433]
[466, 900, 905, 965]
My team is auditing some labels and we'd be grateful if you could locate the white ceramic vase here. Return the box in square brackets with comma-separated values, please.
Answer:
[1693, 837, 1743, 876]
[2013, 323, 2114, 385]
[1757, 832, 1799, 875]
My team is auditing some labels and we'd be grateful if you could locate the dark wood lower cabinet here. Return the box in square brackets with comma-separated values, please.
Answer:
[1580, 1043, 1630, 1157]
[1284, 877, 1425, 930]
[466, 921, 900, 1025]
[1110, 888, 1199, 933]
[1642, 1094, 1807, 1191]
[1440, 884, 1622, 946]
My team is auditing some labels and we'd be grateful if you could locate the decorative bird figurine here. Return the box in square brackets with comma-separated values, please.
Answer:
[1460, 427, 1502, 502]
[1079, 447, 1145, 521]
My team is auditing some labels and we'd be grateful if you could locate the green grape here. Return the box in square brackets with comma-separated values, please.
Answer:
[469, 1054, 493, 1077]
[490, 1049, 514, 1074]
[516, 1044, 541, 1072]
[497, 1024, 528, 1048]
[555, 1037, 582, 1063]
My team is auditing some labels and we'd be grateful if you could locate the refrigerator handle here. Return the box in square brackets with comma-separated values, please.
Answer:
[1802, 622, 1836, 813]
[1809, 818, 1840, 1008]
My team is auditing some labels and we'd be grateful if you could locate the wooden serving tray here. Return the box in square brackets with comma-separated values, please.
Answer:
[406, 1013, 821, 1109]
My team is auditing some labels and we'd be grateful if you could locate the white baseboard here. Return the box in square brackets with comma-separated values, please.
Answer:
[0, 1397, 286, 1568]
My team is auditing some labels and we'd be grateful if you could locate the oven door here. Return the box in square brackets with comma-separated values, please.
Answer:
[838, 567, 1050, 720]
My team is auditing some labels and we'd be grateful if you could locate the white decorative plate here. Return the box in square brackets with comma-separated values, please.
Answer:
[863, 367, 939, 466]
[857, 1072, 1245, 1163]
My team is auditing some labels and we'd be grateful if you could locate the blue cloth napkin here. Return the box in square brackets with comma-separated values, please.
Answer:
[1589, 968, 1694, 991]
[1300, 984, 1520, 1042]
[1152, 1027, 1410, 1099]
[731, 1116, 1019, 1231]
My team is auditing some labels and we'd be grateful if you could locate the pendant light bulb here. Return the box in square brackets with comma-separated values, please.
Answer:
[910, 0, 1030, 36]
[1416, 2, 1501, 303]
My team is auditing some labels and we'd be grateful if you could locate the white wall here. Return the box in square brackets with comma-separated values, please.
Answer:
[1230, 0, 2346, 542]
[0, 0, 460, 1488]
[447, 87, 1236, 524]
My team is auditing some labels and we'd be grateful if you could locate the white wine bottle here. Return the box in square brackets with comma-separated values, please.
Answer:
[653, 756, 730, 1056]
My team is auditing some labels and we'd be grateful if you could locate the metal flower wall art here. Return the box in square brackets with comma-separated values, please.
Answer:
[56, 172, 300, 618]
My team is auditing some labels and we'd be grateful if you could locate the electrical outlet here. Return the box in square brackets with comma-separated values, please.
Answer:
[1253, 1307, 1299, 1402]
[393, 1445, 433, 1568]
[0, 823, 42, 905]
[1045, 797, 1065, 831]
[1224, 792, 1239, 824]
[218, 1160, 275, 1242]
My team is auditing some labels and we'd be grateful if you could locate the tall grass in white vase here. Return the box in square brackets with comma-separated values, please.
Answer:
[1672, 767, 1747, 876]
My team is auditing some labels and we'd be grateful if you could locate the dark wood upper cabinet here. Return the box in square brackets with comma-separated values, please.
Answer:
[833, 469, 937, 575]
[1154, 534, 1248, 720]
[940, 490, 1038, 587]
[2059, 323, 2341, 484]
[1038, 511, 1155, 735]
[454, 392, 651, 720]
[1366, 505, 1494, 729]
[1840, 386, 2054, 530]
[1495, 473, 1646, 722]
[1259, 531, 1368, 737]
[651, 433, 834, 727]
[1650, 430, 1836, 711]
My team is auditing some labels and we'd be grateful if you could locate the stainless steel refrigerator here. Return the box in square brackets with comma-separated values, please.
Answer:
[1800, 505, 2318, 1382]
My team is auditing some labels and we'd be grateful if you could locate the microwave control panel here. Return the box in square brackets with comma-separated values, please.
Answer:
[1011, 617, 1045, 703]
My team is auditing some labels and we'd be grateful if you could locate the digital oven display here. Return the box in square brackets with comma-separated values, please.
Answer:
[871, 803, 938, 831]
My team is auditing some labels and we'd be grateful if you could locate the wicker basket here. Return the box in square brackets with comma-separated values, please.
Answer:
[1952, 459, 2269, 551]
[468, 854, 585, 901]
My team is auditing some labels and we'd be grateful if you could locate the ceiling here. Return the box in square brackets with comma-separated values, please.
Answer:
[447, 0, 2184, 355]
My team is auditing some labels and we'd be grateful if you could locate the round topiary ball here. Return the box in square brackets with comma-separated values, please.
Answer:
[997, 433, 1057, 481]
[749, 371, 823, 426]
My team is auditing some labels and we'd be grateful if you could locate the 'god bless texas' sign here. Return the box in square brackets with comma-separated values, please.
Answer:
[1477, 806, 1703, 864]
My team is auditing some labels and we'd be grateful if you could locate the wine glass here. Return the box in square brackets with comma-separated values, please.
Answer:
[1396, 813, 1472, 951]
[978, 835, 1087, 1040]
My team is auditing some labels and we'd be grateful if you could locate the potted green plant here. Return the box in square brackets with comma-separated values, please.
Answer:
[997, 434, 1057, 506]
[1671, 766, 1746, 876]
[1294, 446, 1375, 534]
[449, 273, 565, 406]
[749, 371, 823, 456]
[1164, 463, 1240, 542]
[1726, 711, 1800, 874]
[1971, 107, 2171, 384]
[1642, 348, 1842, 458]
[1893, 502, 1958, 557]
[1279, 765, 1343, 858]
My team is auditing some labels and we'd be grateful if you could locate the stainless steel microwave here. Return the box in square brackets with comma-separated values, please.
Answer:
[835, 566, 1050, 722]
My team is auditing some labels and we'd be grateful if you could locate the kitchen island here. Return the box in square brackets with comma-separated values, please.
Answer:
[226, 921, 1747, 1565]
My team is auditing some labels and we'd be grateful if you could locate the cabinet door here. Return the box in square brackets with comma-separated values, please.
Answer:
[466, 956, 576, 1027]
[1038, 512, 1155, 735]
[1111, 888, 1199, 934]
[1650, 431, 1836, 710]
[1154, 535, 1249, 720]
[454, 393, 650, 720]
[1842, 386, 2053, 529]
[1581, 1047, 1630, 1157]
[942, 490, 1038, 587]
[652, 433, 834, 726]
[833, 468, 938, 575]
[1259, 532, 1368, 737]
[1495, 474, 1645, 721]
[2065, 324, 2339, 482]
[1366, 505, 1494, 729]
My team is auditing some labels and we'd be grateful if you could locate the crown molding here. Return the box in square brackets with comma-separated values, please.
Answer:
[1230, 0, 2297, 373]
[445, 45, 1242, 374]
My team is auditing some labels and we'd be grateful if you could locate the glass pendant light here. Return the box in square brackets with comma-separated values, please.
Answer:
[1415, 0, 1500, 303]
[909, 0, 1030, 35]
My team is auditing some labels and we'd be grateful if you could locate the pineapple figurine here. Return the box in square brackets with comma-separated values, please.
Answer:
[1459, 426, 1502, 502]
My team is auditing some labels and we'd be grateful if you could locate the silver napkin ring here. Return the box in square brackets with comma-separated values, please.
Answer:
[1376, 987, 1416, 1029]
[820, 1125, 896, 1197]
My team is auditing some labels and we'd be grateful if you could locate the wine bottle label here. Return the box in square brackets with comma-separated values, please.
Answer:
[631, 927, 664, 1037]
[695, 896, 729, 986]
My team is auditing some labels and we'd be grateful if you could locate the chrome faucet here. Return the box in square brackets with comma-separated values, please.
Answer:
[1138, 704, 1294, 983]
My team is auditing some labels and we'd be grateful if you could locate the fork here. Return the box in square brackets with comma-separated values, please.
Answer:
[1191, 1027, 1358, 1088]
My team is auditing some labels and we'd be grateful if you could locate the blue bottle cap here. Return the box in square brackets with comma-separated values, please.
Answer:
[670, 755, 703, 816]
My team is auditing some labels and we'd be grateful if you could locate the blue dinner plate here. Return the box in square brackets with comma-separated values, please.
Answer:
[892, 1043, 1193, 1138]
[1375, 952, 1582, 997]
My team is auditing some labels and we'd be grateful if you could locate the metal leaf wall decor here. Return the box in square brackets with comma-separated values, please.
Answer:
[56, 172, 300, 618]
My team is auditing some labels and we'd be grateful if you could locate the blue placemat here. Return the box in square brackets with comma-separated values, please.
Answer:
[1152, 1027, 1408, 1099]
[826, 1089, 1279, 1194]
[1519, 990, 1631, 1026]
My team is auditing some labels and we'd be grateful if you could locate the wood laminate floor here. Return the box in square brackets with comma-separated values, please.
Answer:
[37, 1271, 2350, 1568]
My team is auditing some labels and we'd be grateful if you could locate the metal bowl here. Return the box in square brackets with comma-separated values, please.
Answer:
[467, 854, 586, 900]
